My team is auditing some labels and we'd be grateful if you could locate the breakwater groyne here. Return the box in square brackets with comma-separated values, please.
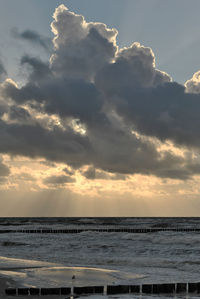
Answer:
[1, 228, 200, 234]
[5, 282, 200, 296]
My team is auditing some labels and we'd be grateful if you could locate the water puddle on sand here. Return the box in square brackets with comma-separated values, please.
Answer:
[0, 256, 145, 288]
[23, 266, 145, 287]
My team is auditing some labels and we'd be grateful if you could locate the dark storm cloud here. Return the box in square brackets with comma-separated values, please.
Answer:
[0, 110, 196, 180]
[4, 75, 104, 126]
[12, 28, 52, 52]
[1, 4, 200, 181]
[0, 102, 8, 118]
[8, 106, 31, 122]
[0, 119, 92, 168]
[95, 43, 200, 148]
[96, 79, 200, 148]
[43, 175, 75, 186]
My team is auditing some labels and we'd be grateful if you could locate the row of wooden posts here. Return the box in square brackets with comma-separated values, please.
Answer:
[1, 228, 200, 234]
[5, 282, 200, 296]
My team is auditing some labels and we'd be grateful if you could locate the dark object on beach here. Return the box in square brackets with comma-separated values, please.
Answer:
[5, 288, 17, 295]
[130, 285, 140, 293]
[152, 283, 175, 294]
[176, 283, 187, 293]
[30, 288, 40, 295]
[107, 285, 130, 294]
[72, 275, 76, 280]
[60, 287, 71, 295]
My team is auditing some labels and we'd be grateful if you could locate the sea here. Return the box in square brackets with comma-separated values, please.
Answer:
[1, 217, 200, 298]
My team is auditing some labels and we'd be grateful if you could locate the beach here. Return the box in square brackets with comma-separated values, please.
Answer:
[1, 217, 200, 299]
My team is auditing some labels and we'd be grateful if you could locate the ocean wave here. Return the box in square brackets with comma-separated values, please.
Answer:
[1, 241, 28, 247]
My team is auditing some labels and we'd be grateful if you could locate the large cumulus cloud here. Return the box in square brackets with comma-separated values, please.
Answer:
[1, 4, 200, 180]
[97, 80, 200, 148]
[96, 42, 171, 93]
[95, 43, 200, 148]
[50, 4, 118, 81]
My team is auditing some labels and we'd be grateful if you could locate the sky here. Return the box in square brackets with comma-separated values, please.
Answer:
[1, 1, 200, 216]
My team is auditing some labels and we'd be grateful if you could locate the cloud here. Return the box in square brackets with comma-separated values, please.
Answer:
[0, 119, 92, 168]
[82, 166, 127, 180]
[8, 106, 31, 123]
[20, 55, 51, 83]
[0, 61, 7, 82]
[40, 160, 57, 168]
[16, 173, 36, 182]
[95, 42, 200, 149]
[103, 81, 200, 148]
[95, 42, 171, 93]
[3, 67, 103, 126]
[43, 174, 75, 186]
[0, 158, 10, 177]
[63, 167, 74, 175]
[82, 166, 96, 179]
[1, 4, 200, 181]
[50, 4, 117, 81]
[12, 28, 52, 52]
[185, 71, 200, 94]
